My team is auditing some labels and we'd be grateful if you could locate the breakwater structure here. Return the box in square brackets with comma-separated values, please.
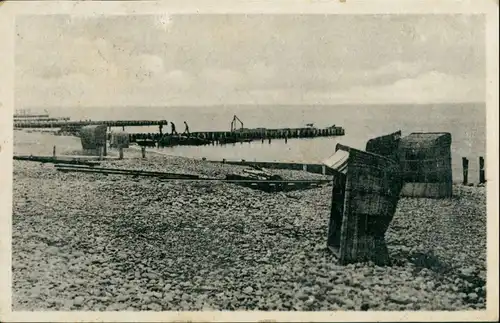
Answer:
[15, 117, 71, 123]
[130, 115, 344, 147]
[133, 125, 345, 147]
[14, 109, 50, 119]
[14, 109, 71, 125]
[14, 115, 345, 147]
[14, 119, 169, 131]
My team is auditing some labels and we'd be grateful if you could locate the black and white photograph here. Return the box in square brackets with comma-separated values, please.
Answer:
[0, 0, 498, 322]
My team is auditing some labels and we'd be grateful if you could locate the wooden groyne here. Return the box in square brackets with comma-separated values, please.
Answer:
[130, 126, 345, 147]
[14, 117, 70, 122]
[14, 117, 345, 147]
[193, 126, 345, 140]
[14, 113, 50, 119]
[13, 119, 169, 130]
[15, 120, 344, 141]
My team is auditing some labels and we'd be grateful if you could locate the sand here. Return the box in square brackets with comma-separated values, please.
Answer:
[11, 131, 487, 311]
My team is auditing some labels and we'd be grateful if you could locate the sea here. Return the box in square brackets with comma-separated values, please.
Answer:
[47, 103, 486, 183]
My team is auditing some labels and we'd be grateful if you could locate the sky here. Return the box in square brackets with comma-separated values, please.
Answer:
[15, 14, 486, 108]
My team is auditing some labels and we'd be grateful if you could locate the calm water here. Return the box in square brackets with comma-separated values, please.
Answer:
[47, 103, 486, 182]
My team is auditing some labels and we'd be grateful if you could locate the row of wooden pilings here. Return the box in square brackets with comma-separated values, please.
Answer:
[462, 156, 486, 185]
[14, 117, 70, 122]
[128, 127, 345, 145]
[52, 144, 148, 160]
[103, 146, 147, 160]
[14, 119, 168, 129]
[191, 127, 345, 140]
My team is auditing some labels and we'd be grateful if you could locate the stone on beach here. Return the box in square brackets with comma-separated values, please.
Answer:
[11, 135, 487, 311]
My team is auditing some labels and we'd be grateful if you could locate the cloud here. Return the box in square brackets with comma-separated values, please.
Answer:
[16, 33, 170, 101]
[16, 67, 484, 108]
[15, 14, 486, 108]
[369, 61, 424, 79]
[388, 71, 484, 103]
[198, 68, 244, 90]
[162, 70, 192, 90]
[303, 71, 484, 104]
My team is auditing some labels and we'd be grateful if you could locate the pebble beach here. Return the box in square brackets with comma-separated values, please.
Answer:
[12, 132, 487, 311]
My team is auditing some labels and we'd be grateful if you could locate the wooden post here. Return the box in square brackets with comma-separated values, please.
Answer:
[103, 140, 107, 157]
[99, 146, 104, 161]
[479, 156, 486, 184]
[303, 164, 307, 172]
[141, 146, 146, 159]
[462, 157, 469, 185]
[119, 147, 124, 160]
[52, 146, 56, 158]
[322, 165, 326, 175]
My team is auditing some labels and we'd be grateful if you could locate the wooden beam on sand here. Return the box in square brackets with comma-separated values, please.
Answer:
[54, 164, 200, 179]
[13, 155, 100, 166]
[54, 165, 331, 188]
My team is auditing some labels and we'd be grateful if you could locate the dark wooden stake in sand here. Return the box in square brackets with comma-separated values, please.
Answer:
[98, 147, 104, 161]
[479, 156, 486, 184]
[462, 157, 469, 185]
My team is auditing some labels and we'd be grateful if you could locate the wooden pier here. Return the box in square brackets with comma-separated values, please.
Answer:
[14, 119, 169, 129]
[14, 113, 50, 119]
[130, 126, 345, 147]
[14, 117, 70, 122]
[14, 117, 345, 147]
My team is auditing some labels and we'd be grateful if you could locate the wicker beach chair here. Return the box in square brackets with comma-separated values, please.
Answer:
[323, 144, 402, 265]
[110, 131, 130, 148]
[80, 125, 108, 156]
[397, 132, 453, 198]
[365, 130, 402, 161]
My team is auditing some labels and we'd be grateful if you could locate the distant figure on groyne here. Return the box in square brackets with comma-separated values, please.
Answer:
[183, 121, 190, 137]
[170, 122, 178, 135]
